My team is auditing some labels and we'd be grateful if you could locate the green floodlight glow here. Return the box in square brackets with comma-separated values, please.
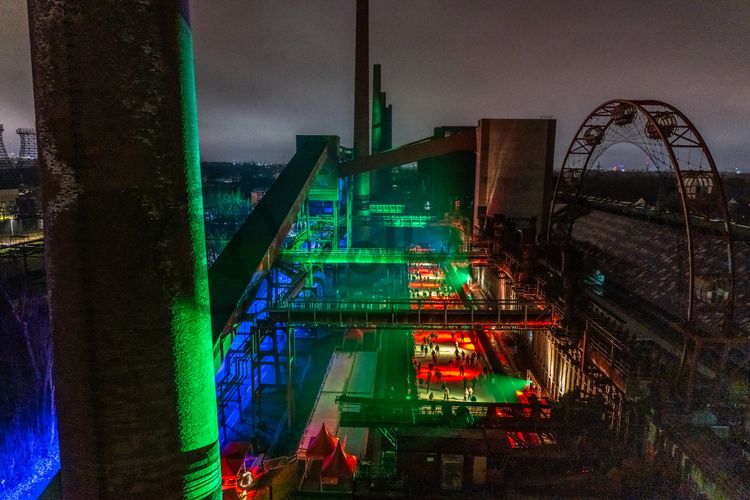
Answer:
[453, 266, 471, 285]
[355, 173, 371, 199]
[386, 215, 432, 227]
[281, 248, 465, 265]
[370, 203, 405, 214]
[171, 13, 221, 499]
[485, 376, 530, 403]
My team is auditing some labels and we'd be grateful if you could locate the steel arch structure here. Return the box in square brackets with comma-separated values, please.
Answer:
[547, 99, 735, 331]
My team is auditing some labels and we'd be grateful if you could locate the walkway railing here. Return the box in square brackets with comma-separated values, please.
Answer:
[335, 395, 556, 430]
[277, 297, 534, 311]
[281, 246, 485, 265]
[268, 297, 557, 329]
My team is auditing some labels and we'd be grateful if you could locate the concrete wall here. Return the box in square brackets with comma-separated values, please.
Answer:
[474, 119, 556, 237]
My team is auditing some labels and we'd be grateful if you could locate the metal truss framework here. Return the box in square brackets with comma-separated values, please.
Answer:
[546, 100, 747, 408]
[266, 297, 558, 330]
[547, 100, 735, 332]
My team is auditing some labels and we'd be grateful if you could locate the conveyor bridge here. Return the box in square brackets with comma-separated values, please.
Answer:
[335, 395, 558, 431]
[266, 298, 558, 329]
[281, 247, 480, 265]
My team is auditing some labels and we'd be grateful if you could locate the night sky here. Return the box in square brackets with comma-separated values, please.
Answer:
[1, 0, 748, 169]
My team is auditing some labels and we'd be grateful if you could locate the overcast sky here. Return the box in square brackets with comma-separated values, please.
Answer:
[1, 0, 748, 169]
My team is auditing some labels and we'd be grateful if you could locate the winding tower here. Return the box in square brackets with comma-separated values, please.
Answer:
[16, 128, 37, 169]
[0, 125, 14, 169]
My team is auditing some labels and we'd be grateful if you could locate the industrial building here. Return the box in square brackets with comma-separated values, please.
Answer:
[10, 1, 748, 498]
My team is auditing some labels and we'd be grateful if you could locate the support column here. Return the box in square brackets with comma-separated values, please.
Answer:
[287, 326, 296, 430]
[346, 179, 353, 249]
[333, 198, 340, 248]
[27, 2, 220, 497]
[580, 321, 588, 385]
[304, 200, 315, 287]
[266, 272, 273, 309]
[685, 340, 702, 409]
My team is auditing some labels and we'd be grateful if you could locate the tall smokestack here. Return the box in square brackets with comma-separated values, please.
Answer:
[353, 0, 370, 215]
[27, 1, 221, 497]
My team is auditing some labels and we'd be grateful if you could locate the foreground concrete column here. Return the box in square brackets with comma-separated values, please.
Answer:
[27, 1, 220, 497]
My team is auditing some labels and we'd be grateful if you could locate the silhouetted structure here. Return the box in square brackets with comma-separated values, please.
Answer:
[0, 124, 13, 169]
[16, 128, 37, 169]
[371, 63, 393, 194]
[418, 126, 475, 217]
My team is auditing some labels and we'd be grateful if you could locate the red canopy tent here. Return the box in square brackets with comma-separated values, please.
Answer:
[220, 441, 252, 489]
[220, 457, 236, 476]
[321, 441, 357, 479]
[344, 328, 364, 350]
[307, 422, 339, 459]
[344, 328, 364, 341]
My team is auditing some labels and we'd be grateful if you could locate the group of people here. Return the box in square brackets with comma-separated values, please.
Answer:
[407, 263, 459, 301]
[462, 373, 482, 401]
[408, 287, 457, 301]
[429, 380, 452, 401]
[456, 345, 479, 365]
[418, 337, 440, 357]
[414, 330, 491, 403]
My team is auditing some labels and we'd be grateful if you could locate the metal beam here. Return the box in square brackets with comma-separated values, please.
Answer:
[339, 131, 476, 176]
[354, 214, 437, 227]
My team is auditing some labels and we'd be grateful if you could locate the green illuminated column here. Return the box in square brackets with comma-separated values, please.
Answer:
[384, 104, 393, 150]
[354, 172, 371, 216]
[333, 199, 340, 248]
[287, 326, 296, 430]
[28, 1, 220, 497]
[346, 179, 353, 249]
[370, 64, 383, 198]
[372, 65, 383, 154]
